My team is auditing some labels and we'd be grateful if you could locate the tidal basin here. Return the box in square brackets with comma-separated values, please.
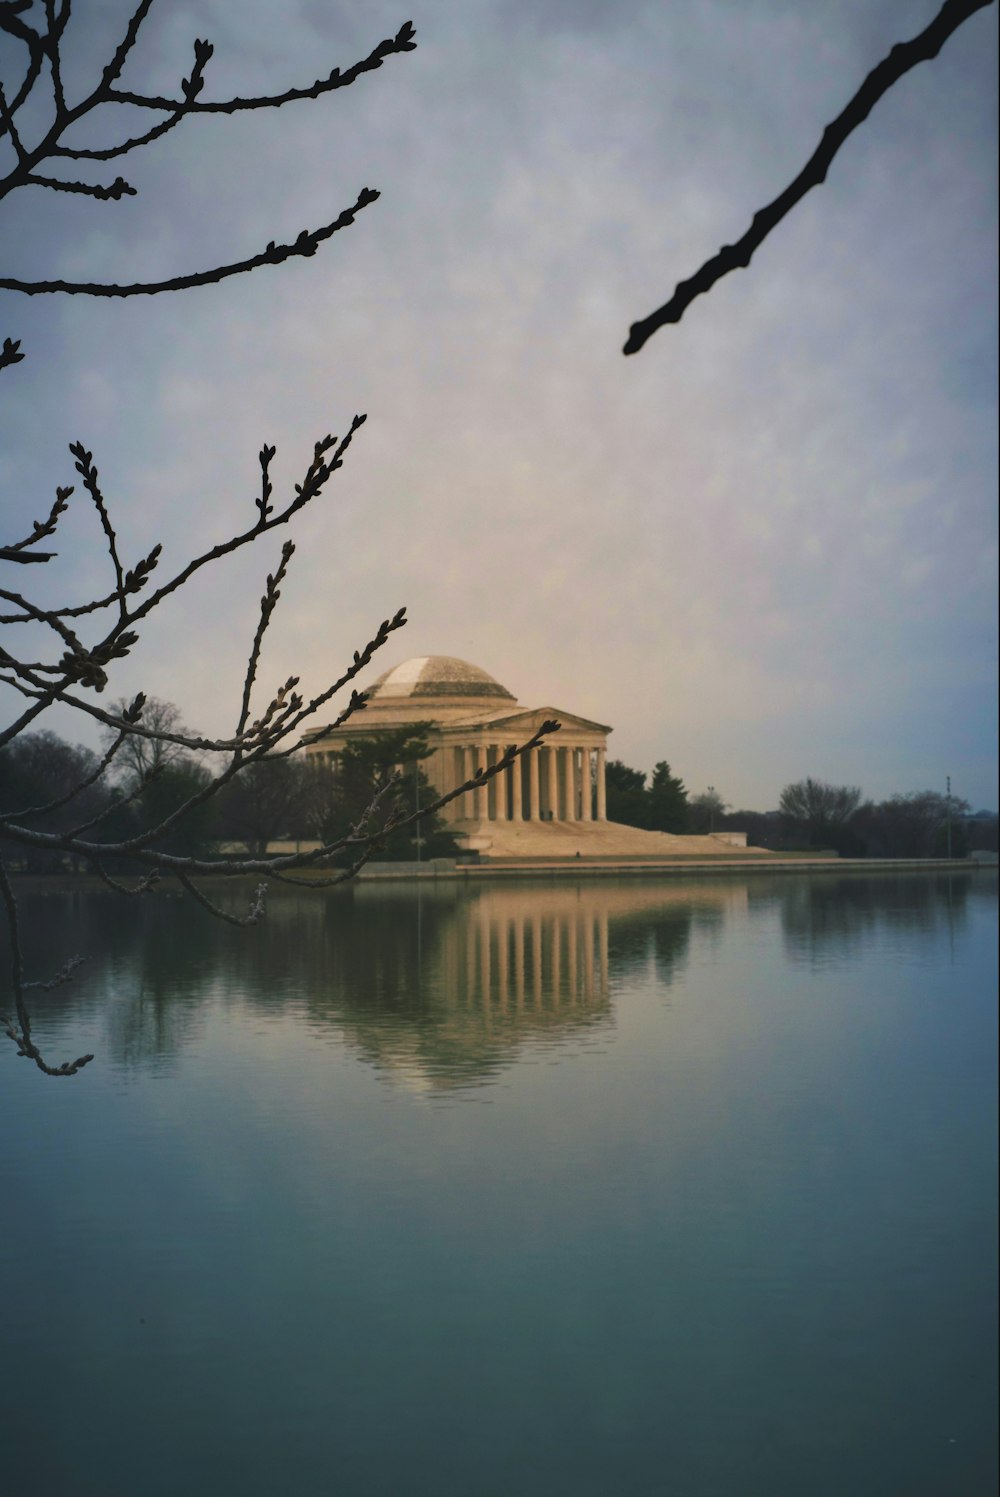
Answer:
[1, 870, 996, 1497]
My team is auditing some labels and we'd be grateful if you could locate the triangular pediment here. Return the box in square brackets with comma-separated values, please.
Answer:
[445, 705, 611, 736]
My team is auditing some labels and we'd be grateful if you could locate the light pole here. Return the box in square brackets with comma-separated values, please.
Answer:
[707, 786, 716, 834]
[945, 775, 952, 860]
[414, 760, 423, 865]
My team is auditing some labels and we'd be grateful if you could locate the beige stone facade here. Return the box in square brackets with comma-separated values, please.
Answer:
[304, 656, 609, 836]
[303, 656, 755, 859]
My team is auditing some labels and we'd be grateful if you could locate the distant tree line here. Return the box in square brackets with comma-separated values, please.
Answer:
[605, 760, 996, 858]
[732, 779, 997, 858]
[0, 701, 460, 873]
[3, 716, 995, 872]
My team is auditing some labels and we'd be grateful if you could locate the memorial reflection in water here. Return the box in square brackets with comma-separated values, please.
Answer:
[10, 875, 755, 1083]
[8, 871, 987, 1089]
[2, 870, 994, 1497]
[255, 880, 736, 1088]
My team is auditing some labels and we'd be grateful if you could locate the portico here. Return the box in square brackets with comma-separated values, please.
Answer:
[436, 728, 608, 825]
[303, 655, 611, 838]
[302, 654, 756, 859]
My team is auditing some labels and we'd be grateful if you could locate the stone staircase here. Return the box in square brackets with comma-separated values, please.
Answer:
[450, 818, 770, 860]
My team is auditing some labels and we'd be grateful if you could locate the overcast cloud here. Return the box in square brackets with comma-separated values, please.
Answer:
[1, 0, 996, 809]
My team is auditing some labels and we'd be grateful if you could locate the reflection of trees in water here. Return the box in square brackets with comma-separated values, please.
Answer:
[775, 872, 986, 964]
[6, 877, 744, 1085]
[15, 872, 977, 1080]
[8, 890, 215, 1070]
[606, 896, 727, 990]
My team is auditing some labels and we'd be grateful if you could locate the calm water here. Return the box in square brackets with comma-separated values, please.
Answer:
[1, 871, 996, 1497]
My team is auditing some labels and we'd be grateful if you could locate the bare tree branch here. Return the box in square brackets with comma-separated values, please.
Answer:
[0, 336, 25, 374]
[0, 485, 72, 563]
[623, 0, 996, 354]
[0, 859, 95, 1075]
[0, 11, 416, 313]
[103, 21, 417, 116]
[0, 8, 561, 1082]
[172, 872, 267, 928]
[0, 189, 379, 297]
[20, 172, 137, 199]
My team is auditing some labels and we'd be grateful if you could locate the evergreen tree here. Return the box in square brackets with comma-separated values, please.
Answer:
[605, 759, 650, 829]
[304, 726, 460, 864]
[647, 762, 689, 834]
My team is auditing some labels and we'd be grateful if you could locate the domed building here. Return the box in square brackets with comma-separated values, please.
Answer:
[304, 655, 754, 859]
[304, 655, 609, 844]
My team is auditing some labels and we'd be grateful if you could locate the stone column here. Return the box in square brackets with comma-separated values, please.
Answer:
[453, 745, 467, 820]
[484, 745, 494, 822]
[511, 748, 523, 821]
[596, 745, 607, 821]
[580, 746, 592, 821]
[429, 746, 446, 818]
[528, 747, 539, 820]
[562, 746, 574, 822]
[453, 743, 466, 821]
[474, 743, 487, 821]
[495, 747, 509, 822]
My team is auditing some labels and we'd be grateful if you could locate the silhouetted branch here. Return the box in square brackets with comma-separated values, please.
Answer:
[104, 21, 417, 116]
[173, 872, 267, 928]
[0, 336, 25, 374]
[0, 8, 415, 307]
[0, 484, 72, 564]
[0, 859, 95, 1076]
[623, 0, 996, 354]
[86, 858, 158, 898]
[1, 189, 380, 297]
[235, 541, 296, 748]
[24, 954, 85, 992]
[21, 173, 137, 199]
[1, 731, 123, 824]
[0, 7, 561, 1083]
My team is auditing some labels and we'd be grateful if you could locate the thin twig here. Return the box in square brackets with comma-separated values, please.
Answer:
[0, 731, 125, 825]
[21, 174, 137, 199]
[0, 859, 95, 1075]
[235, 541, 295, 747]
[0, 191, 379, 297]
[623, 0, 996, 353]
[174, 872, 267, 927]
[105, 22, 417, 115]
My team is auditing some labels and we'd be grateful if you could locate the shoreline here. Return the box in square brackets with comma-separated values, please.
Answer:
[9, 856, 995, 893]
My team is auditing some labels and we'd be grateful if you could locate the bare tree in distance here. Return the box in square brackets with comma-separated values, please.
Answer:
[0, 4, 559, 1076]
[623, 0, 995, 354]
[778, 778, 865, 847]
[688, 788, 728, 836]
[100, 695, 195, 784]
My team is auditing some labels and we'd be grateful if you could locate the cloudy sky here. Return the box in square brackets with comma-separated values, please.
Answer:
[1, 0, 997, 810]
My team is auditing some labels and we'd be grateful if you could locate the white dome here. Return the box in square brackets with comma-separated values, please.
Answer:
[368, 656, 515, 702]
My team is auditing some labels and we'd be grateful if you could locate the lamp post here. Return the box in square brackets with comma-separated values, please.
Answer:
[945, 775, 952, 860]
[414, 760, 423, 865]
[707, 785, 716, 834]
